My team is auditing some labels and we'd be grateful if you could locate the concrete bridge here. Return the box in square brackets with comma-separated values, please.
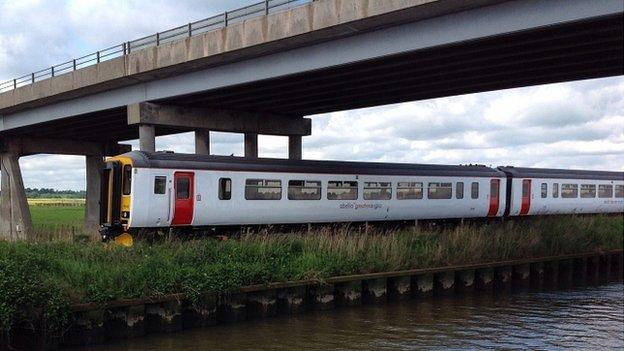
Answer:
[0, 0, 622, 239]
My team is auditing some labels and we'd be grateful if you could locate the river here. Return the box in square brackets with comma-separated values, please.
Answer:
[79, 283, 623, 350]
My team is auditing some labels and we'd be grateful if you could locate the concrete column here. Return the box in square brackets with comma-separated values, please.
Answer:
[244, 133, 258, 158]
[247, 290, 277, 319]
[277, 287, 306, 314]
[182, 294, 217, 328]
[139, 124, 156, 152]
[288, 135, 302, 160]
[363, 278, 387, 304]
[63, 309, 106, 347]
[307, 283, 334, 310]
[194, 130, 210, 155]
[388, 276, 411, 301]
[512, 264, 531, 290]
[475, 268, 494, 291]
[434, 271, 455, 296]
[145, 300, 183, 333]
[456, 269, 475, 293]
[530, 262, 545, 290]
[335, 281, 362, 307]
[572, 258, 588, 286]
[217, 293, 247, 323]
[413, 274, 433, 298]
[494, 266, 512, 291]
[586, 255, 600, 285]
[0, 153, 33, 240]
[85, 155, 105, 235]
[558, 259, 573, 288]
[106, 305, 146, 339]
[543, 260, 559, 288]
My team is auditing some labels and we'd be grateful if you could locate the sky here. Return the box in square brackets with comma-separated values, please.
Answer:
[1, 0, 622, 190]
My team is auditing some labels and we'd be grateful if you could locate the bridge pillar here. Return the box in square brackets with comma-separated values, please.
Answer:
[139, 124, 156, 152]
[195, 130, 210, 155]
[0, 152, 33, 240]
[244, 133, 258, 159]
[288, 135, 302, 160]
[85, 155, 105, 235]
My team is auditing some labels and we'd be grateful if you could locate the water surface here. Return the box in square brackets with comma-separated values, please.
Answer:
[80, 283, 624, 350]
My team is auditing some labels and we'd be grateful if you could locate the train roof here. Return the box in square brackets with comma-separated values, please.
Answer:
[497, 166, 624, 181]
[123, 151, 505, 178]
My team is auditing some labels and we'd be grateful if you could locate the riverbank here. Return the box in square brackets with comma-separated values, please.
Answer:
[0, 215, 622, 344]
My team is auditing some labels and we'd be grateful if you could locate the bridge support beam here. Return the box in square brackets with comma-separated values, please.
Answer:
[195, 130, 210, 155]
[139, 124, 156, 152]
[0, 152, 33, 241]
[128, 102, 310, 158]
[244, 133, 258, 159]
[288, 135, 302, 160]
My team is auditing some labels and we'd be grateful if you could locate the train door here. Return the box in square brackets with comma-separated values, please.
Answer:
[488, 179, 500, 216]
[520, 179, 531, 215]
[172, 172, 194, 225]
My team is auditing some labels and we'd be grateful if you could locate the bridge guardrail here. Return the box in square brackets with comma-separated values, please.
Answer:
[0, 0, 310, 94]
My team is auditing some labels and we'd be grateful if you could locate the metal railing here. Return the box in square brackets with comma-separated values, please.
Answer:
[0, 0, 310, 94]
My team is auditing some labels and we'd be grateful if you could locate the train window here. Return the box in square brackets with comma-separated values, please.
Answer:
[288, 180, 321, 200]
[471, 182, 479, 199]
[363, 182, 392, 200]
[176, 177, 190, 199]
[397, 182, 423, 200]
[428, 182, 452, 199]
[491, 180, 500, 199]
[122, 165, 132, 195]
[599, 184, 613, 198]
[219, 178, 232, 200]
[580, 184, 596, 198]
[561, 184, 578, 198]
[456, 182, 464, 199]
[616, 185, 624, 198]
[541, 183, 547, 198]
[327, 181, 358, 200]
[522, 180, 530, 199]
[245, 179, 282, 200]
[553, 183, 559, 198]
[154, 176, 166, 194]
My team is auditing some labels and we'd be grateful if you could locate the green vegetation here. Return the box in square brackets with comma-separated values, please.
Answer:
[0, 215, 622, 337]
[30, 206, 84, 228]
[30, 205, 86, 242]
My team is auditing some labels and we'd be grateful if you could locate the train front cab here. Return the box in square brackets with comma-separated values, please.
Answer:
[99, 155, 134, 241]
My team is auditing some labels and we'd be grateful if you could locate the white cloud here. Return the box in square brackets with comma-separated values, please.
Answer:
[0, 1, 622, 190]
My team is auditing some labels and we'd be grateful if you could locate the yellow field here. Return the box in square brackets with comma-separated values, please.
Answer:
[27, 198, 85, 206]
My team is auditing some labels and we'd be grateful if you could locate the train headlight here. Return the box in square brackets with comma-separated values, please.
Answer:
[121, 211, 130, 219]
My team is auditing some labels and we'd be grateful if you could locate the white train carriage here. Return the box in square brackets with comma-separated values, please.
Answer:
[100, 151, 507, 238]
[498, 167, 624, 216]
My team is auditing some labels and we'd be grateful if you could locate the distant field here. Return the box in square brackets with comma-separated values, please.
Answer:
[28, 198, 85, 206]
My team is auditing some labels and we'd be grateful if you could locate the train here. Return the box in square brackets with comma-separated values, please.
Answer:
[99, 151, 624, 243]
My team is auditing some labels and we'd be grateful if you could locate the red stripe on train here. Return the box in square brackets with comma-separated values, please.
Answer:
[488, 179, 500, 217]
[520, 179, 531, 216]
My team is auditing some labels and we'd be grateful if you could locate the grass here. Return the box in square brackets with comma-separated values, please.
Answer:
[30, 206, 84, 228]
[30, 205, 86, 242]
[0, 214, 622, 336]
